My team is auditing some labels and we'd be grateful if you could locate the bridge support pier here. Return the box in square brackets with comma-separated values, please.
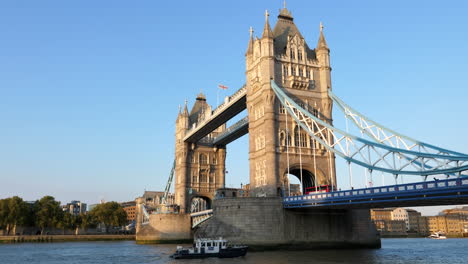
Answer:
[195, 197, 381, 249]
[136, 213, 192, 244]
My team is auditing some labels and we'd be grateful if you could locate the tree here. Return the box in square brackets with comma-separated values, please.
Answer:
[34, 196, 63, 235]
[89, 202, 127, 233]
[57, 212, 78, 235]
[79, 212, 97, 232]
[0, 196, 30, 235]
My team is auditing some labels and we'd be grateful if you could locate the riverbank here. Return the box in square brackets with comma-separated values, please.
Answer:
[0, 234, 135, 243]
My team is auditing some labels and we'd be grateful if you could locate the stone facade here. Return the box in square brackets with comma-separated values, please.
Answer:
[174, 94, 227, 213]
[245, 7, 336, 197]
[196, 197, 380, 249]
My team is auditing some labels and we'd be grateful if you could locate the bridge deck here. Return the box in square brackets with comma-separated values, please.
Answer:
[283, 178, 468, 209]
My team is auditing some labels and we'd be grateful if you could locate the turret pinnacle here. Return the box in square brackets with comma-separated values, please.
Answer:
[183, 99, 189, 115]
[262, 10, 273, 39]
[246, 26, 254, 55]
[317, 22, 329, 50]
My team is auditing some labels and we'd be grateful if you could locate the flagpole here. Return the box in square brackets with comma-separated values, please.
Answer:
[217, 87, 220, 107]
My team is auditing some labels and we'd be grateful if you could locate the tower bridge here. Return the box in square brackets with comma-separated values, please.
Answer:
[136, 4, 468, 248]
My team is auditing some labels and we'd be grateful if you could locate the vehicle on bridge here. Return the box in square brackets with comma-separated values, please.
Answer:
[170, 238, 248, 259]
[305, 185, 333, 194]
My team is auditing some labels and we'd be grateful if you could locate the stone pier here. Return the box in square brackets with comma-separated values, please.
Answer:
[195, 197, 381, 249]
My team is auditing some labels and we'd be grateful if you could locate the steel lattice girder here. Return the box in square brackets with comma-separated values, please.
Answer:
[270, 80, 468, 176]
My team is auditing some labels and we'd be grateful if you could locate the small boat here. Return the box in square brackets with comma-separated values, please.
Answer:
[170, 237, 248, 259]
[429, 232, 447, 239]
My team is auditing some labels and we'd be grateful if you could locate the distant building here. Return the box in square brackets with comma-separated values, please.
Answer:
[62, 200, 87, 215]
[406, 209, 421, 232]
[424, 207, 468, 237]
[371, 208, 416, 235]
[120, 201, 136, 223]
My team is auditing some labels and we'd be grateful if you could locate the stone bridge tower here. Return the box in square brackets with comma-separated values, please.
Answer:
[174, 94, 226, 213]
[246, 7, 336, 197]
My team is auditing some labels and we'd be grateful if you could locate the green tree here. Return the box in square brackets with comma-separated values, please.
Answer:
[34, 196, 63, 235]
[79, 213, 97, 232]
[57, 212, 78, 235]
[89, 202, 127, 233]
[0, 196, 30, 235]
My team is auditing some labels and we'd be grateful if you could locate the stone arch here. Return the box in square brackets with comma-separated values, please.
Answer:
[189, 195, 212, 213]
[283, 165, 327, 194]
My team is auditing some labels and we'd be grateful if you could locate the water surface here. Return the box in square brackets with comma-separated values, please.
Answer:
[0, 238, 466, 264]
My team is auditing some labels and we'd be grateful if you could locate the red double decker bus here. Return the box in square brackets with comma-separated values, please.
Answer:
[305, 185, 333, 194]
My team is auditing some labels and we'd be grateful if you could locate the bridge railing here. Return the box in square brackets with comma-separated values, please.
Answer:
[184, 85, 246, 141]
[284, 178, 468, 204]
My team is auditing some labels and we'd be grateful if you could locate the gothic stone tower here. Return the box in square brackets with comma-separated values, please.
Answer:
[246, 7, 336, 197]
[174, 94, 226, 213]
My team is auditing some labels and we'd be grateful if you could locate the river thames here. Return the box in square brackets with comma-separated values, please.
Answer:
[0, 238, 466, 264]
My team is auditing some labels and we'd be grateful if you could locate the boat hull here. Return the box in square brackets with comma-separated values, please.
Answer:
[171, 246, 248, 259]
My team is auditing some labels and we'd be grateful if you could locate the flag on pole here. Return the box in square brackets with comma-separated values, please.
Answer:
[218, 84, 228, 90]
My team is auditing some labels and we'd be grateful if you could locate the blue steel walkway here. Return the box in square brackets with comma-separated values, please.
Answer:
[283, 178, 468, 209]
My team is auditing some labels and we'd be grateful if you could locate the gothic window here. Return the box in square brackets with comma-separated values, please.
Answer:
[290, 49, 296, 59]
[279, 131, 285, 146]
[200, 171, 207, 183]
[306, 69, 311, 78]
[287, 132, 292, 146]
[212, 157, 217, 164]
[294, 126, 307, 148]
[279, 104, 286, 114]
[291, 66, 296, 76]
[199, 154, 208, 165]
[299, 68, 303, 77]
[191, 154, 195, 163]
[298, 50, 303, 61]
[209, 173, 214, 183]
[283, 64, 288, 76]
[192, 173, 198, 183]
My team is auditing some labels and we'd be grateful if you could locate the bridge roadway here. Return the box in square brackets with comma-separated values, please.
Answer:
[283, 178, 468, 209]
[184, 85, 247, 144]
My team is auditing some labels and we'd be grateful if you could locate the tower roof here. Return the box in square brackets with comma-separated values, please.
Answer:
[189, 92, 209, 124]
[272, 7, 316, 60]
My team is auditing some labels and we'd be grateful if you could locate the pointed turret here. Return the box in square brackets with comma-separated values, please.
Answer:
[183, 99, 189, 116]
[246, 27, 254, 56]
[316, 22, 329, 51]
[262, 10, 273, 39]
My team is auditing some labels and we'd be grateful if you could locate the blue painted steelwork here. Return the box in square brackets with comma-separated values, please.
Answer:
[283, 178, 468, 209]
[329, 90, 468, 157]
[270, 80, 468, 176]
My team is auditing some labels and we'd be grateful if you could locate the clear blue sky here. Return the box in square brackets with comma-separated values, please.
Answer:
[1, 1, 467, 215]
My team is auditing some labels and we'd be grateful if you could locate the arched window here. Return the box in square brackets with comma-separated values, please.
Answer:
[299, 68, 303, 77]
[279, 131, 286, 146]
[298, 50, 303, 61]
[200, 171, 207, 182]
[209, 173, 215, 183]
[283, 64, 288, 76]
[294, 126, 307, 147]
[290, 48, 296, 59]
[212, 157, 217, 164]
[199, 154, 208, 164]
[192, 173, 198, 183]
[291, 66, 296, 76]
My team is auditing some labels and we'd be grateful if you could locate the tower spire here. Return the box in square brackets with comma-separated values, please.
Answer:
[317, 22, 329, 50]
[262, 10, 273, 38]
[183, 99, 188, 115]
[246, 26, 254, 55]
